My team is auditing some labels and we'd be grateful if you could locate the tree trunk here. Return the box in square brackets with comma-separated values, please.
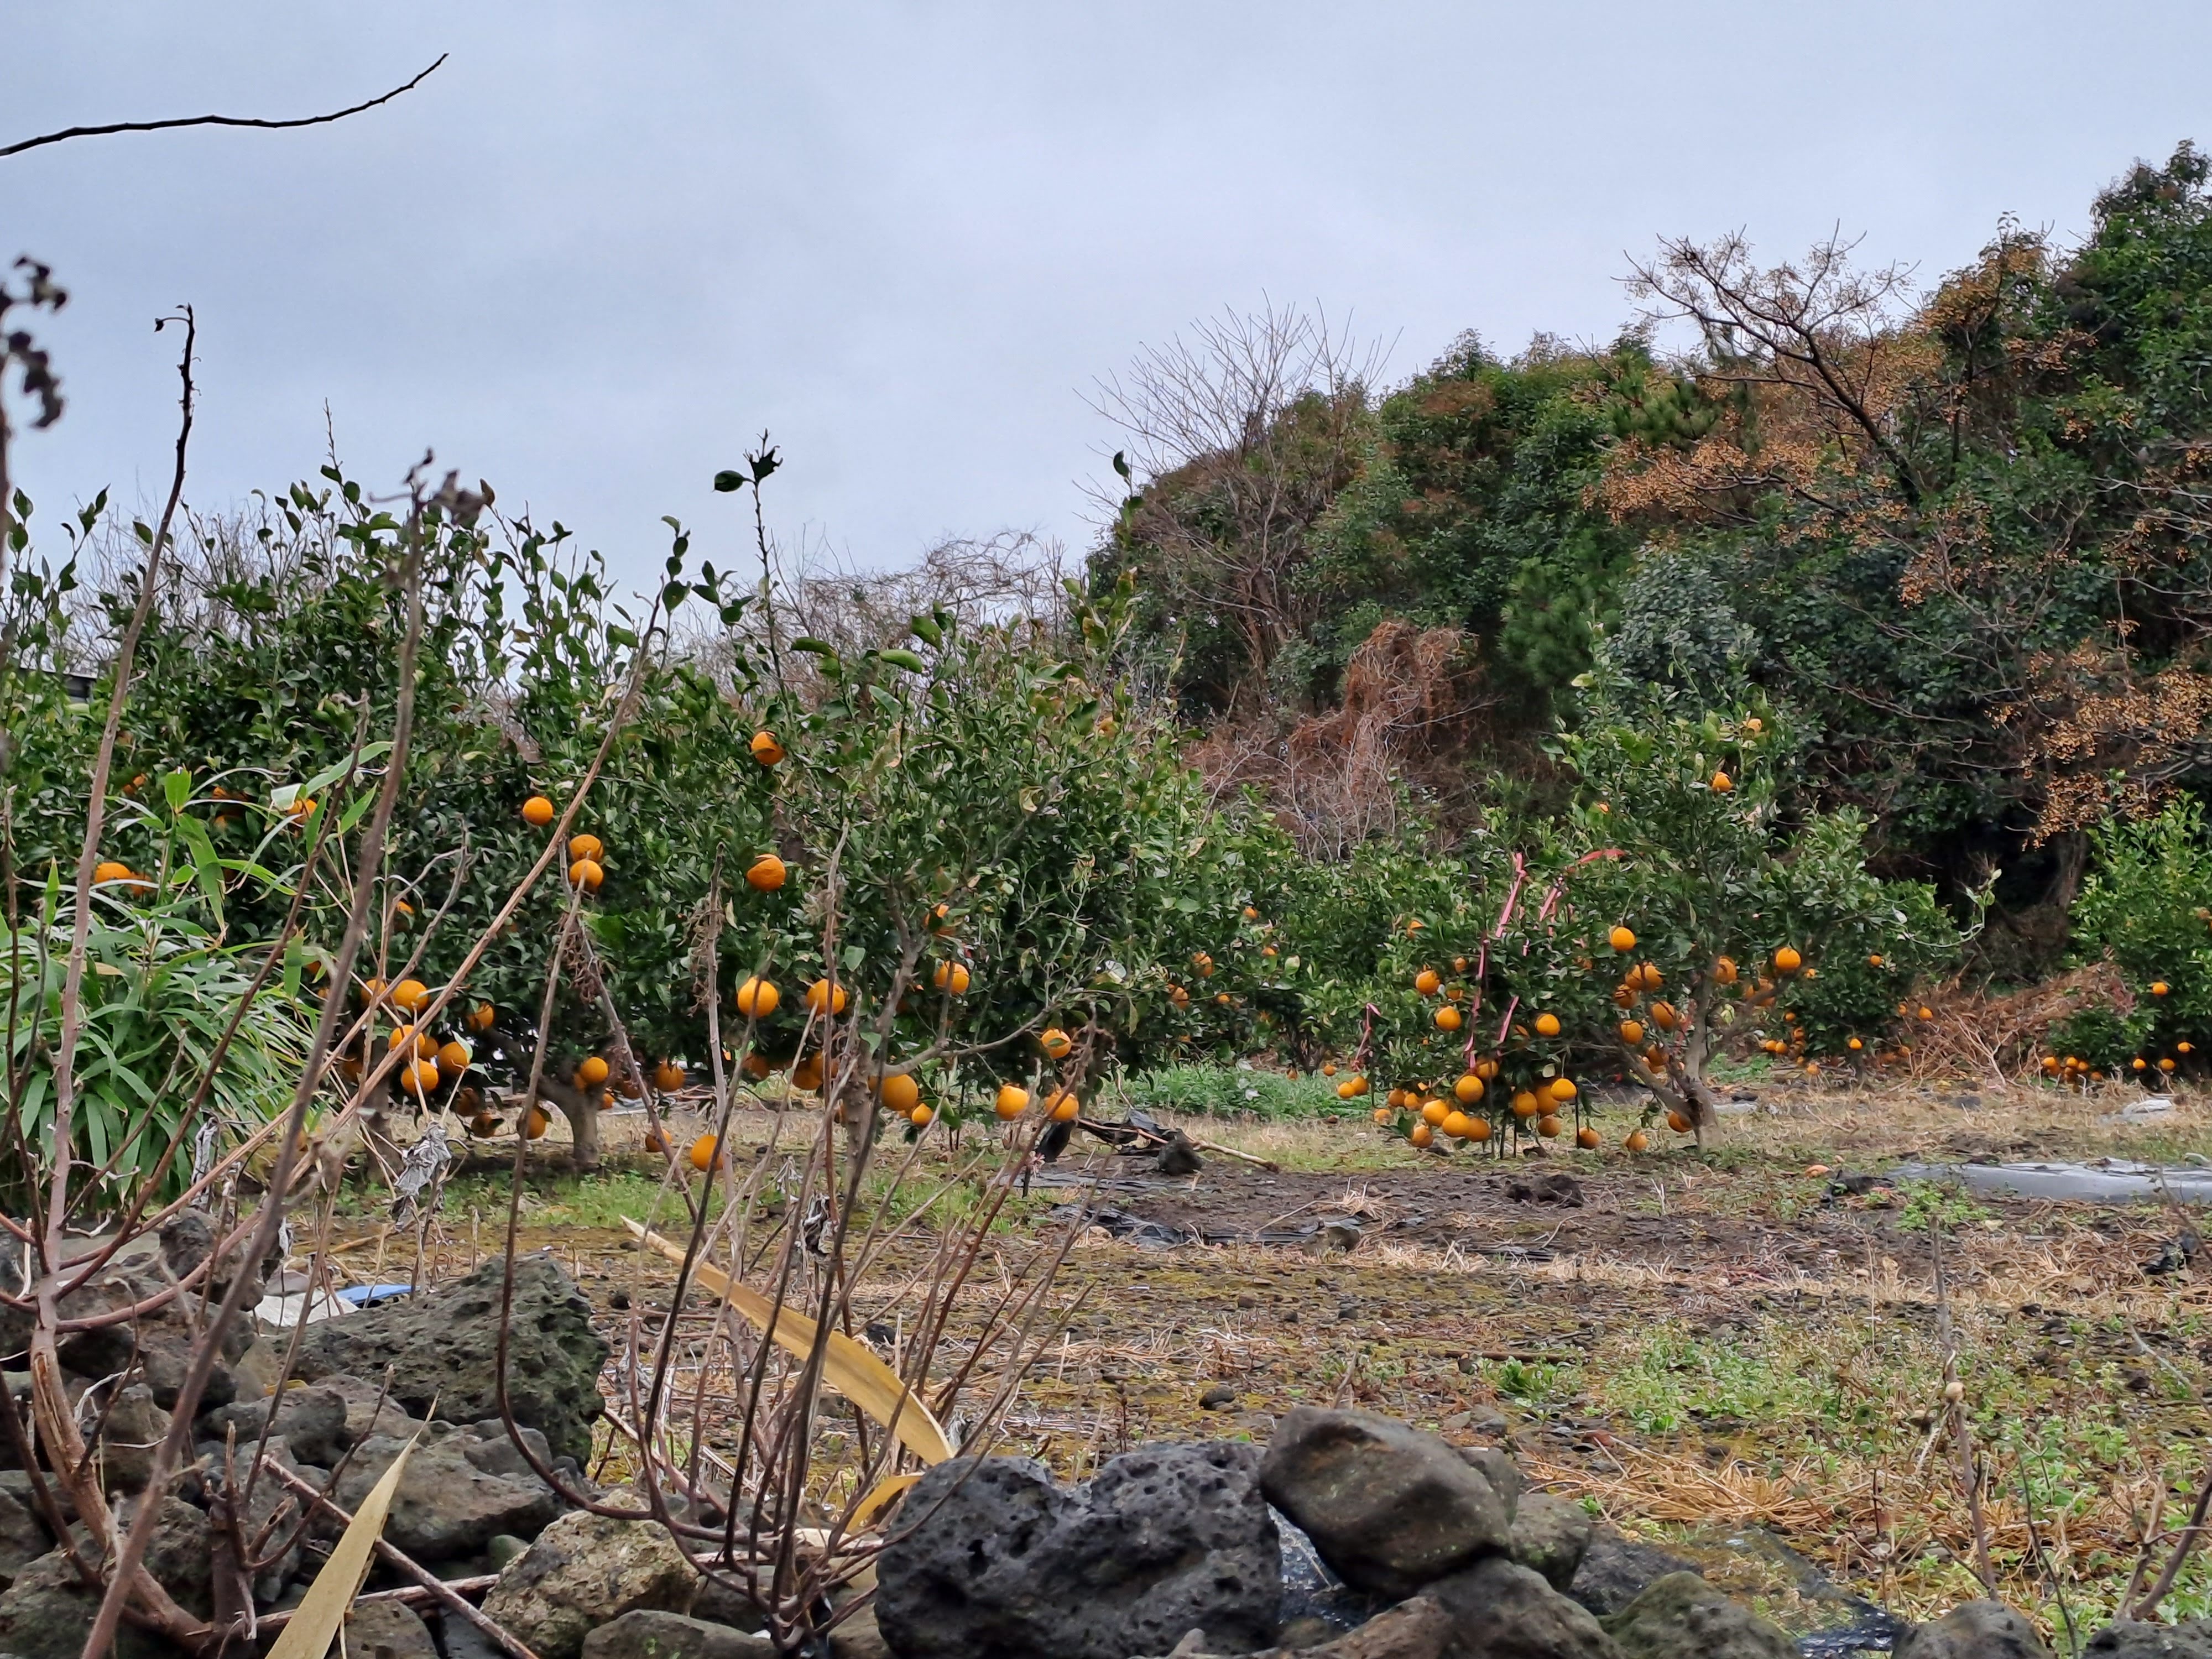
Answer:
[531, 1076, 600, 1170]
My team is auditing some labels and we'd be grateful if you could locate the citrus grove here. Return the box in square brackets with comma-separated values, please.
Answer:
[0, 448, 2032, 1196]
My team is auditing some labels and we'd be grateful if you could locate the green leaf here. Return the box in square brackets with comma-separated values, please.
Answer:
[163, 770, 191, 815]
[879, 649, 927, 674]
[173, 816, 226, 929]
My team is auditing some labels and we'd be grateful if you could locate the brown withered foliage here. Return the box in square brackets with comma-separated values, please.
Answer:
[1190, 619, 1489, 858]
[2002, 648, 2212, 840]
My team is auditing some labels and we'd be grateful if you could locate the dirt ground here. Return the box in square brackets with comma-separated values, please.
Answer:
[367, 1078, 2212, 1641]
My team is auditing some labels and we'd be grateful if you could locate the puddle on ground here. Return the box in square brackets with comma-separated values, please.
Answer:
[1894, 1159, 2212, 1205]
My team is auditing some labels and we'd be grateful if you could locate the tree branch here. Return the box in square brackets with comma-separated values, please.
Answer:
[2, 56, 446, 159]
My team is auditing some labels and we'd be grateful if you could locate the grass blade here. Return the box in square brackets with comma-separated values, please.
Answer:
[265, 1428, 422, 1659]
[624, 1219, 953, 1465]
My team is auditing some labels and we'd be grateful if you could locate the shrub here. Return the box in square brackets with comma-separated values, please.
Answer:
[2064, 799, 2212, 1074]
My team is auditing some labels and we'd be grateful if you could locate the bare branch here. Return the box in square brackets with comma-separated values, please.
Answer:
[1, 56, 447, 159]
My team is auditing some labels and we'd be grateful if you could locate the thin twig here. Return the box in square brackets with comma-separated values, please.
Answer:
[2, 57, 447, 158]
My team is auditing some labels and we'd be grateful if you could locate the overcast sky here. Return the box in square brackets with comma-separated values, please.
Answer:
[8, 3, 2211, 587]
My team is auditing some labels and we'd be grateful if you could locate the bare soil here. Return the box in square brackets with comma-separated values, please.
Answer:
[366, 1079, 2212, 1635]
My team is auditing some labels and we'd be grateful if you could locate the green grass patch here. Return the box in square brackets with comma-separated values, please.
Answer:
[1110, 1064, 1343, 1120]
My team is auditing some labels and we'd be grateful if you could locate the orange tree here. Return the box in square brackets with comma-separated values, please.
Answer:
[1547, 683, 1962, 1138]
[1306, 682, 1962, 1149]
[2050, 800, 2212, 1080]
[716, 574, 1263, 1137]
[7, 468, 1297, 1166]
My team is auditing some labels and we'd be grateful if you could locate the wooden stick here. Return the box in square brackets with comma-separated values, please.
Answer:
[254, 1576, 497, 1632]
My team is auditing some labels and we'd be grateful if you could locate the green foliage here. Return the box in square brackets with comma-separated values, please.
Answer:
[1304, 340, 1634, 712]
[2065, 799, 2212, 1067]
[1, 874, 316, 1204]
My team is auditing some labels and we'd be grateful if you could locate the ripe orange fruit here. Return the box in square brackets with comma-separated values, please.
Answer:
[1918, 1005, 1934, 1021]
[575, 1055, 610, 1087]
[805, 978, 849, 1015]
[1049, 1091, 1079, 1123]
[1373, 1107, 1392, 1125]
[1442, 1110, 1472, 1139]
[1618, 1020, 1645, 1047]
[1609, 926, 1637, 953]
[1576, 1126, 1600, 1150]
[469, 1112, 500, 1138]
[1409, 1123, 1434, 1148]
[392, 978, 430, 1013]
[745, 854, 787, 893]
[994, 1084, 1029, 1120]
[654, 1060, 686, 1092]
[1847, 1037, 1863, 1052]
[1475, 1057, 1499, 1081]
[1040, 1027, 1073, 1058]
[792, 1053, 823, 1091]
[1511, 1091, 1540, 1119]
[388, 1024, 435, 1058]
[1336, 1074, 1369, 1099]
[93, 860, 132, 885]
[880, 1073, 921, 1113]
[1650, 1001, 1678, 1032]
[1625, 1130, 1650, 1152]
[568, 833, 604, 864]
[1713, 957, 1739, 984]
[1415, 968, 1442, 995]
[400, 1059, 440, 1095]
[521, 795, 555, 827]
[1773, 946, 1803, 974]
[1867, 953, 1884, 968]
[1710, 771, 1733, 792]
[910, 1104, 935, 1128]
[1434, 1005, 1463, 1032]
[439, 1039, 472, 1073]
[1667, 1110, 1692, 1134]
[750, 730, 785, 765]
[1243, 905, 1260, 921]
[1548, 1077, 1577, 1103]
[1454, 1073, 1485, 1104]
[467, 1001, 496, 1033]
[742, 1051, 773, 1079]
[689, 1134, 719, 1171]
[735, 977, 779, 1018]
[2152, 980, 2171, 997]
[1534, 1013, 1561, 1038]
[1192, 952, 1214, 977]
[932, 961, 971, 994]
[1465, 1115, 1493, 1142]
[2133, 1057, 2149, 1071]
[1536, 1114, 1562, 1138]
[1611, 985, 1637, 1008]
[568, 858, 604, 891]
[1421, 1099, 1449, 1126]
